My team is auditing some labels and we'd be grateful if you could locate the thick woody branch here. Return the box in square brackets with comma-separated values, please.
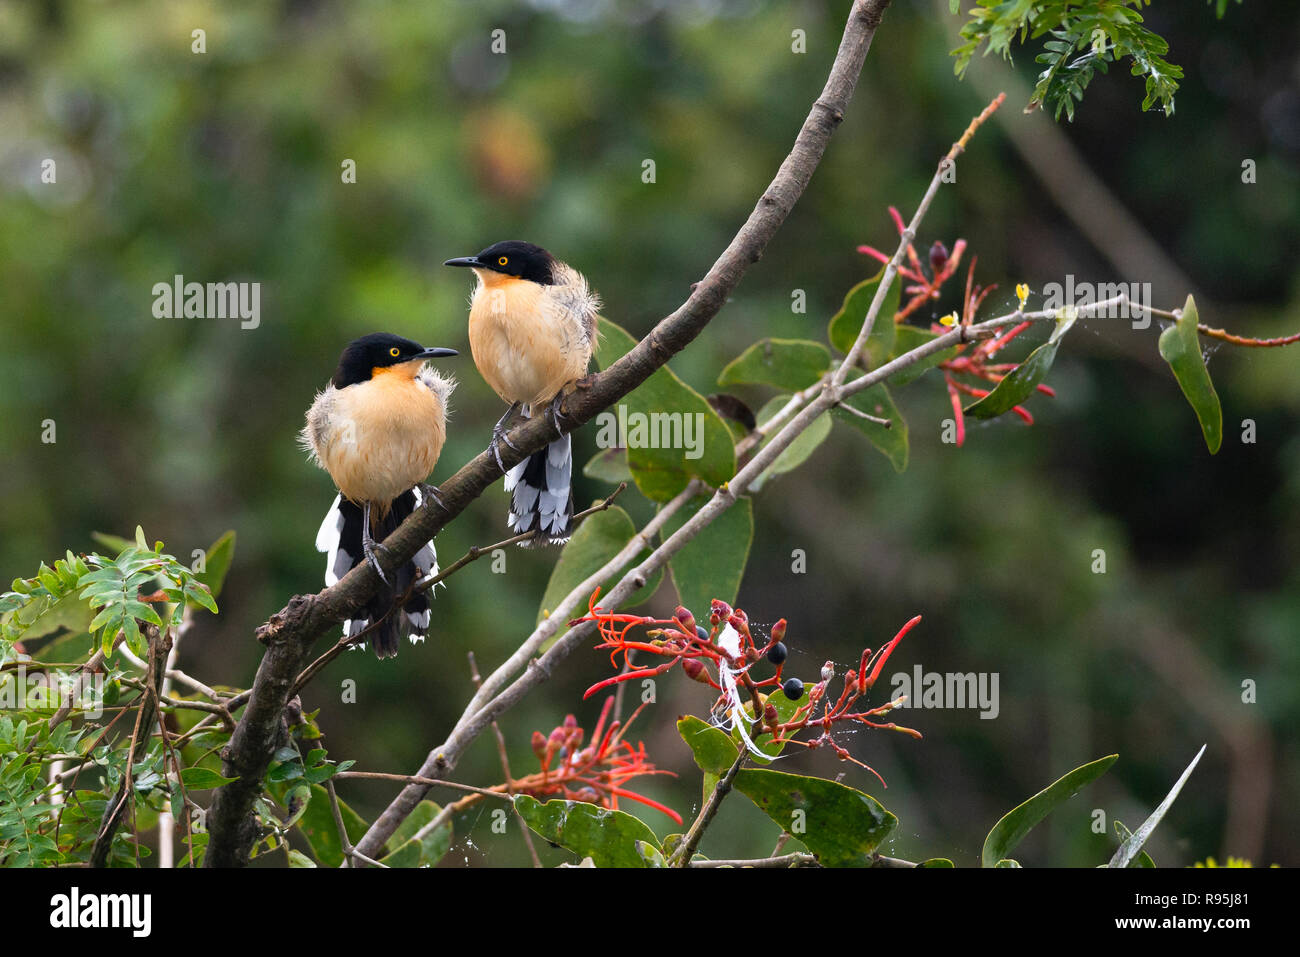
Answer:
[206, 0, 893, 867]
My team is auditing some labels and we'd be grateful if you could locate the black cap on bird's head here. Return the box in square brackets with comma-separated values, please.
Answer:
[444, 240, 556, 285]
[332, 332, 458, 388]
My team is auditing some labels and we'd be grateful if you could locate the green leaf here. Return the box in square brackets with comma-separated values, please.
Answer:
[537, 505, 661, 626]
[833, 378, 909, 472]
[750, 396, 832, 490]
[183, 583, 218, 614]
[1108, 744, 1205, 869]
[1157, 295, 1222, 454]
[981, 754, 1118, 867]
[994, 858, 1022, 868]
[828, 269, 900, 369]
[661, 495, 753, 624]
[287, 849, 317, 868]
[889, 324, 959, 386]
[918, 857, 955, 867]
[636, 841, 666, 867]
[581, 447, 632, 484]
[717, 338, 831, 392]
[296, 784, 368, 868]
[678, 715, 740, 775]
[16, 593, 95, 644]
[195, 531, 236, 601]
[513, 795, 661, 868]
[965, 312, 1076, 419]
[178, 767, 238, 790]
[381, 800, 452, 868]
[734, 768, 897, 867]
[1112, 821, 1156, 869]
[594, 318, 736, 501]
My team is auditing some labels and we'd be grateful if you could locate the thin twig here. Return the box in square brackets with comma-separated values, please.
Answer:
[470, 651, 542, 868]
[689, 852, 818, 868]
[670, 749, 748, 867]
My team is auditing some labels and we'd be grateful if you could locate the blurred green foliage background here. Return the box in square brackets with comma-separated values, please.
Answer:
[2, 0, 1298, 867]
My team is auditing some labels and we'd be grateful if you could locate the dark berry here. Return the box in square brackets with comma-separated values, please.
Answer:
[696, 625, 710, 642]
[782, 677, 804, 701]
[766, 641, 788, 665]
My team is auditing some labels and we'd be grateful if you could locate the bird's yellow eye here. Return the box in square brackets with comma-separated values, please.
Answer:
[498, 256, 508, 266]
[389, 347, 401, 357]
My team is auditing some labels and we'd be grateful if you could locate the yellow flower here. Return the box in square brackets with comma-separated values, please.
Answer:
[1015, 283, 1029, 309]
[939, 311, 958, 327]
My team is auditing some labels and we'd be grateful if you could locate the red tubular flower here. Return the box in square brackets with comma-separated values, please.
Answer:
[510, 697, 682, 825]
[578, 588, 925, 789]
[856, 210, 1056, 447]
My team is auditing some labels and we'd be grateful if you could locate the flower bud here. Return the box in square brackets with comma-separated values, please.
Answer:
[821, 661, 835, 683]
[770, 619, 787, 643]
[531, 731, 547, 761]
[930, 240, 949, 275]
[674, 606, 697, 633]
[682, 658, 709, 683]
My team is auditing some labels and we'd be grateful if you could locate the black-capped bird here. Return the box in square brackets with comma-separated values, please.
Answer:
[443, 241, 600, 544]
[301, 333, 458, 658]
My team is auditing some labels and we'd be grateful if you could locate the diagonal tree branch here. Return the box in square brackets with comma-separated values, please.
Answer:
[205, 0, 894, 867]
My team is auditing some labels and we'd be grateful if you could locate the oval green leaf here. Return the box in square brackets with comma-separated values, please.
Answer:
[296, 783, 368, 868]
[1157, 295, 1222, 453]
[582, 447, 633, 484]
[381, 799, 452, 868]
[660, 495, 753, 624]
[195, 530, 236, 602]
[981, 753, 1117, 867]
[594, 318, 736, 501]
[513, 795, 661, 868]
[734, 768, 898, 867]
[834, 377, 909, 472]
[828, 269, 900, 369]
[965, 312, 1076, 420]
[718, 338, 832, 392]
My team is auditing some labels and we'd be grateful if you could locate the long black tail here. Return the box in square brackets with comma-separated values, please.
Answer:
[504, 433, 573, 545]
[314, 487, 440, 658]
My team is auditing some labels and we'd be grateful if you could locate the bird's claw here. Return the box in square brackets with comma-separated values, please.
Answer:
[363, 539, 391, 585]
[489, 434, 508, 474]
[489, 426, 522, 474]
[419, 483, 447, 511]
[548, 400, 569, 438]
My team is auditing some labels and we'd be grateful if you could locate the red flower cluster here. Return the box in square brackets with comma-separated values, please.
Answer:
[518, 696, 681, 824]
[859, 207, 1054, 446]
[571, 592, 923, 786]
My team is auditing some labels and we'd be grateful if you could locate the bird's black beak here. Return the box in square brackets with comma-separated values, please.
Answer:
[443, 256, 479, 268]
[417, 347, 459, 359]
